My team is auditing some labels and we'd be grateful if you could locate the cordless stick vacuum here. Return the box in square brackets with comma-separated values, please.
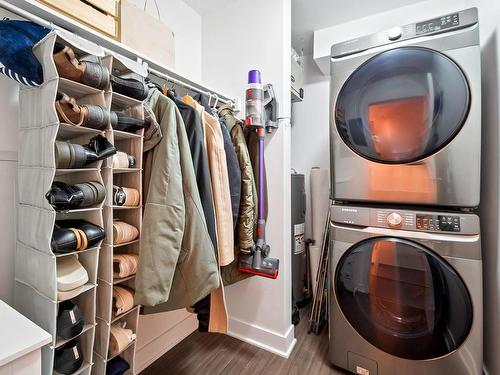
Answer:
[239, 70, 279, 279]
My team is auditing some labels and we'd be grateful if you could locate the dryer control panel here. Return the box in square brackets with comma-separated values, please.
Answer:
[331, 7, 478, 59]
[331, 205, 479, 235]
[416, 13, 459, 35]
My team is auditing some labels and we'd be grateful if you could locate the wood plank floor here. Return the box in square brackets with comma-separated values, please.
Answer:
[140, 306, 350, 375]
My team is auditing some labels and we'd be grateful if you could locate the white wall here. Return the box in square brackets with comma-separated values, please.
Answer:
[127, 0, 202, 82]
[290, 55, 329, 239]
[201, 0, 295, 357]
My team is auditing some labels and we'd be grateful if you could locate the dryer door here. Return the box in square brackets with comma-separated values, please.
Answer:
[335, 237, 473, 360]
[335, 47, 470, 164]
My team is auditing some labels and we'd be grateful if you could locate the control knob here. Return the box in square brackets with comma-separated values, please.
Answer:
[387, 212, 403, 228]
[387, 27, 403, 41]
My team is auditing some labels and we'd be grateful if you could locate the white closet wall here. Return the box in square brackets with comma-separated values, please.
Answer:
[290, 55, 329, 240]
[201, 0, 294, 357]
[127, 0, 202, 82]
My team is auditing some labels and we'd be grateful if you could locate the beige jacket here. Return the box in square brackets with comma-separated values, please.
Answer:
[183, 95, 234, 266]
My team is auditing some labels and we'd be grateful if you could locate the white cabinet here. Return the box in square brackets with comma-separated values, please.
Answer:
[0, 300, 51, 375]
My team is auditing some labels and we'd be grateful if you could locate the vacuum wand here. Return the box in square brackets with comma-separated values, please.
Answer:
[239, 70, 279, 279]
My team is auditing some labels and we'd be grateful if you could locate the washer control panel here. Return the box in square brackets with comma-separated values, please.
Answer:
[331, 205, 479, 235]
[375, 209, 414, 230]
[416, 214, 460, 232]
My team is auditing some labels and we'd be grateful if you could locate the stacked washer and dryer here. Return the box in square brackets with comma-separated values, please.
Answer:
[328, 8, 482, 375]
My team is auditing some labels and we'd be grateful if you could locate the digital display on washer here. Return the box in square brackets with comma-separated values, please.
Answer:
[416, 214, 460, 232]
[416, 12, 459, 34]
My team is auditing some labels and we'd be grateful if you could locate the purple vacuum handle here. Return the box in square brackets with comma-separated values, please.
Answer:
[258, 130, 265, 222]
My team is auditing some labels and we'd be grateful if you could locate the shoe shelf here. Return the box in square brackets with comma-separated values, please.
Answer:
[91, 54, 146, 375]
[94, 300, 139, 359]
[113, 130, 143, 140]
[57, 123, 104, 140]
[112, 168, 141, 174]
[15, 31, 112, 375]
[111, 305, 141, 324]
[111, 92, 143, 110]
[55, 168, 101, 176]
[55, 323, 95, 349]
[58, 77, 103, 98]
[92, 341, 136, 375]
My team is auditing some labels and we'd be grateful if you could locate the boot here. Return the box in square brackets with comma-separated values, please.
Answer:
[56, 93, 110, 130]
[55, 135, 116, 168]
[53, 45, 109, 89]
[46, 181, 106, 211]
[110, 111, 146, 133]
[110, 75, 149, 101]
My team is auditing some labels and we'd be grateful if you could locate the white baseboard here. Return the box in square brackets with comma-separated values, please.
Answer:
[135, 314, 197, 373]
[228, 317, 296, 358]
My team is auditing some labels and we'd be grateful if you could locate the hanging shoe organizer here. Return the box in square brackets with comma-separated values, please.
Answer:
[15, 30, 105, 375]
[92, 54, 145, 375]
[14, 29, 143, 375]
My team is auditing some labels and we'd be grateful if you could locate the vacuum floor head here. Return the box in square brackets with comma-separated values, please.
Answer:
[239, 252, 279, 279]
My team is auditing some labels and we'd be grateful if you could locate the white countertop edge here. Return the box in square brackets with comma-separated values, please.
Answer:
[0, 300, 52, 367]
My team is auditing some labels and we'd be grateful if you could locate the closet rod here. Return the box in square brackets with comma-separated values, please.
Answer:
[147, 67, 232, 106]
[0, 0, 234, 107]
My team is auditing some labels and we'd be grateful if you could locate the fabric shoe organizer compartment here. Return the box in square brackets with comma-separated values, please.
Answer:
[93, 54, 145, 375]
[14, 30, 109, 375]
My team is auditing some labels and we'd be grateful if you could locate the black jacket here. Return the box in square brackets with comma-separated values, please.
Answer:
[168, 91, 217, 250]
[169, 91, 217, 332]
[219, 117, 241, 230]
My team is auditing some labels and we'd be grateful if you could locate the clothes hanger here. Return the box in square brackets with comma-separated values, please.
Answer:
[145, 78, 162, 91]
[211, 94, 219, 117]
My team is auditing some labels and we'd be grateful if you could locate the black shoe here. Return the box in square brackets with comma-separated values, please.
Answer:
[110, 111, 146, 133]
[52, 219, 105, 253]
[57, 301, 84, 339]
[55, 135, 116, 169]
[110, 75, 149, 101]
[46, 181, 106, 211]
[54, 339, 83, 375]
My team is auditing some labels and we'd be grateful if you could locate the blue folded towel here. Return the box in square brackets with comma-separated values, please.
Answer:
[0, 20, 50, 86]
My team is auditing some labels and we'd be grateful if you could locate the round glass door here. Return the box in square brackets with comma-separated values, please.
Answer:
[335, 237, 473, 360]
[335, 47, 470, 163]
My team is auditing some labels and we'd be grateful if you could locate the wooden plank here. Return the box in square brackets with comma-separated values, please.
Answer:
[87, 0, 118, 17]
[38, 0, 117, 37]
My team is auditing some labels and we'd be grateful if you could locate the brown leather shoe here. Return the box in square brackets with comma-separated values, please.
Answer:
[56, 93, 110, 130]
[54, 45, 110, 90]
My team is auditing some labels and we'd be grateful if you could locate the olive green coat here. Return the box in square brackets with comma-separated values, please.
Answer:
[135, 89, 219, 311]
[219, 105, 267, 286]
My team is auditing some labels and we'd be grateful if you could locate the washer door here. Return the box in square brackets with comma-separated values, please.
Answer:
[335, 47, 470, 164]
[335, 237, 473, 360]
